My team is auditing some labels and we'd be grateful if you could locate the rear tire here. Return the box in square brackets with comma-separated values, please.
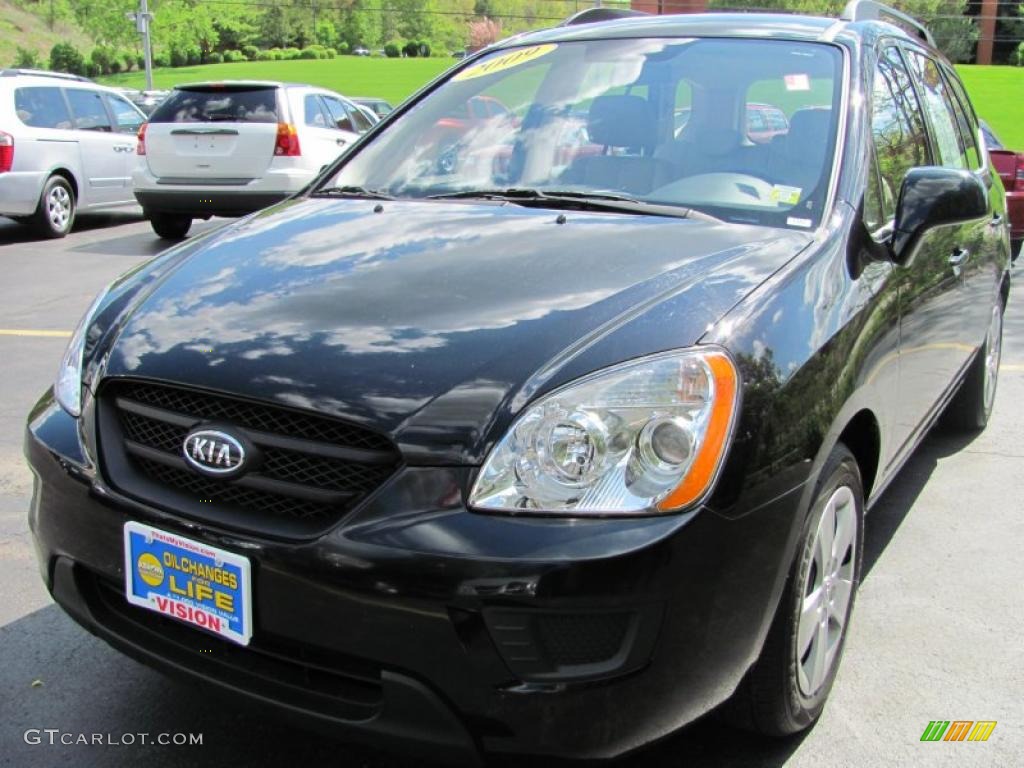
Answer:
[723, 444, 864, 737]
[31, 175, 76, 238]
[944, 300, 1003, 432]
[149, 213, 192, 240]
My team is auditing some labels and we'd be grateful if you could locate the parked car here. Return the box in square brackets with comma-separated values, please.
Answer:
[0, 69, 146, 237]
[132, 81, 376, 239]
[352, 47, 371, 57]
[129, 89, 170, 116]
[350, 96, 393, 120]
[27, 4, 1011, 763]
[980, 119, 1022, 260]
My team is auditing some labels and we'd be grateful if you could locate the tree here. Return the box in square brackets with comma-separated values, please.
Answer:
[12, 46, 41, 69]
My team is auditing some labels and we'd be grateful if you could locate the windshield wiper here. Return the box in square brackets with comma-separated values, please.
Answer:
[311, 185, 394, 200]
[426, 188, 706, 220]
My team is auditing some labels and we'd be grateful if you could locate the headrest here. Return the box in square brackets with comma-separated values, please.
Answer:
[588, 94, 655, 148]
[785, 108, 832, 154]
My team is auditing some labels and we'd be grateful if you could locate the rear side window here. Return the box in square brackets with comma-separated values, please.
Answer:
[904, 50, 968, 170]
[14, 87, 72, 129]
[149, 87, 279, 123]
[65, 89, 113, 131]
[939, 66, 983, 168]
[304, 94, 329, 128]
[105, 92, 145, 134]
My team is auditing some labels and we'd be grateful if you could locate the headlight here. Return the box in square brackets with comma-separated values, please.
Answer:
[55, 286, 110, 417]
[469, 348, 739, 515]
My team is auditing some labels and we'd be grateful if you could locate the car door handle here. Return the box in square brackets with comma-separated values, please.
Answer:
[949, 248, 969, 277]
[990, 213, 1004, 227]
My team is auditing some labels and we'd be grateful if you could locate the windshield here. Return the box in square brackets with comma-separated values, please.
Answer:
[319, 38, 844, 229]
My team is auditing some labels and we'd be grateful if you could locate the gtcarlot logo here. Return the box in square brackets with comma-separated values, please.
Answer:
[920, 721, 997, 742]
[23, 729, 203, 746]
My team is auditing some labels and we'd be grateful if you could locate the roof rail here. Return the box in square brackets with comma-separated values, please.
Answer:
[560, 7, 648, 27]
[0, 68, 92, 83]
[840, 0, 935, 48]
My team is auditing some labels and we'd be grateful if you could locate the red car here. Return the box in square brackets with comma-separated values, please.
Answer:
[981, 120, 1023, 261]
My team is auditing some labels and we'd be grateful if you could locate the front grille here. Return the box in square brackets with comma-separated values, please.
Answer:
[99, 380, 400, 538]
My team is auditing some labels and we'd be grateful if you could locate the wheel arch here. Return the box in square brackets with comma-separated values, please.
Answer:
[48, 168, 79, 202]
[835, 408, 881, 502]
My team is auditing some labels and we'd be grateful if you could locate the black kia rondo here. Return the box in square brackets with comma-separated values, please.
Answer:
[26, 3, 1011, 762]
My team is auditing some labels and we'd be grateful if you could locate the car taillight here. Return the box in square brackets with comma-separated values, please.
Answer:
[136, 123, 147, 155]
[0, 132, 13, 173]
[274, 123, 301, 156]
[1015, 155, 1024, 190]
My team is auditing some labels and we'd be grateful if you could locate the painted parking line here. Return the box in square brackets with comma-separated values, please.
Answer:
[1003, 363, 1024, 372]
[0, 329, 71, 338]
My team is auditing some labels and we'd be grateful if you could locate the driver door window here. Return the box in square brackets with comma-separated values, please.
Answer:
[867, 46, 930, 223]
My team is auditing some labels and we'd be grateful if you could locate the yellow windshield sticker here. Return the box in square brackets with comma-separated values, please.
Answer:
[769, 184, 802, 206]
[453, 44, 558, 82]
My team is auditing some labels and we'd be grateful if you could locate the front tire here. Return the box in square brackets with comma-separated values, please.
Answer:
[149, 213, 192, 240]
[32, 175, 76, 238]
[944, 300, 1003, 432]
[724, 444, 864, 736]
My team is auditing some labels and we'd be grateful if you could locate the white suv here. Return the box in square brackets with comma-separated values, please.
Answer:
[133, 81, 377, 239]
[0, 69, 147, 238]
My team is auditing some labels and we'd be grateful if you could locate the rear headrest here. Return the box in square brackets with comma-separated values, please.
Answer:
[785, 108, 832, 156]
[588, 94, 655, 148]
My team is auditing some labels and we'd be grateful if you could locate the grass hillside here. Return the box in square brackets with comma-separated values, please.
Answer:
[101, 57, 1023, 150]
[0, 0, 94, 69]
[101, 57, 455, 106]
[955, 65, 1024, 150]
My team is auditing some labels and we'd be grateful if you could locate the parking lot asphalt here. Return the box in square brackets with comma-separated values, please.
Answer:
[0, 210, 1021, 768]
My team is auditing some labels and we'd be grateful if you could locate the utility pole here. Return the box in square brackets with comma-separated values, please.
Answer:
[126, 0, 154, 90]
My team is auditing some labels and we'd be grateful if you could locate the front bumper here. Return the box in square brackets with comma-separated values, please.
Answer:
[26, 392, 806, 760]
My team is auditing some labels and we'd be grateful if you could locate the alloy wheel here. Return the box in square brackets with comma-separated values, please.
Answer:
[797, 485, 857, 697]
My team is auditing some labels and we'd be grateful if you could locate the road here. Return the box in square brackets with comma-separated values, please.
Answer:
[0, 210, 1021, 768]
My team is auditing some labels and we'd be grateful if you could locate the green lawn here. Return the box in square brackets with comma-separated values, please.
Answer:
[101, 58, 1024, 150]
[956, 65, 1024, 150]
[99, 57, 455, 106]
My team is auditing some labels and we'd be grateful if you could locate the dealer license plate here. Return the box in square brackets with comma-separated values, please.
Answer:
[123, 521, 252, 646]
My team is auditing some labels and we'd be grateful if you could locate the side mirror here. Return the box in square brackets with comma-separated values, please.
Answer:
[891, 167, 987, 261]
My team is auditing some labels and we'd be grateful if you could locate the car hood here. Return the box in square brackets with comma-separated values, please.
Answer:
[101, 198, 810, 462]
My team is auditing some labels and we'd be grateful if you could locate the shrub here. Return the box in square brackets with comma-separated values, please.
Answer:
[185, 45, 202, 65]
[109, 58, 122, 74]
[335, 41, 349, 55]
[299, 47, 319, 60]
[12, 46, 41, 69]
[281, 47, 301, 60]
[169, 47, 188, 67]
[1015, 42, 1024, 67]
[402, 41, 419, 58]
[384, 41, 401, 58]
[206, 51, 223, 64]
[324, 47, 337, 59]
[223, 50, 246, 63]
[84, 61, 101, 78]
[90, 46, 113, 75]
[122, 50, 135, 71]
[417, 40, 432, 58]
[137, 54, 146, 70]
[242, 44, 260, 61]
[51, 43, 86, 75]
[153, 51, 170, 68]
[255, 49, 273, 61]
